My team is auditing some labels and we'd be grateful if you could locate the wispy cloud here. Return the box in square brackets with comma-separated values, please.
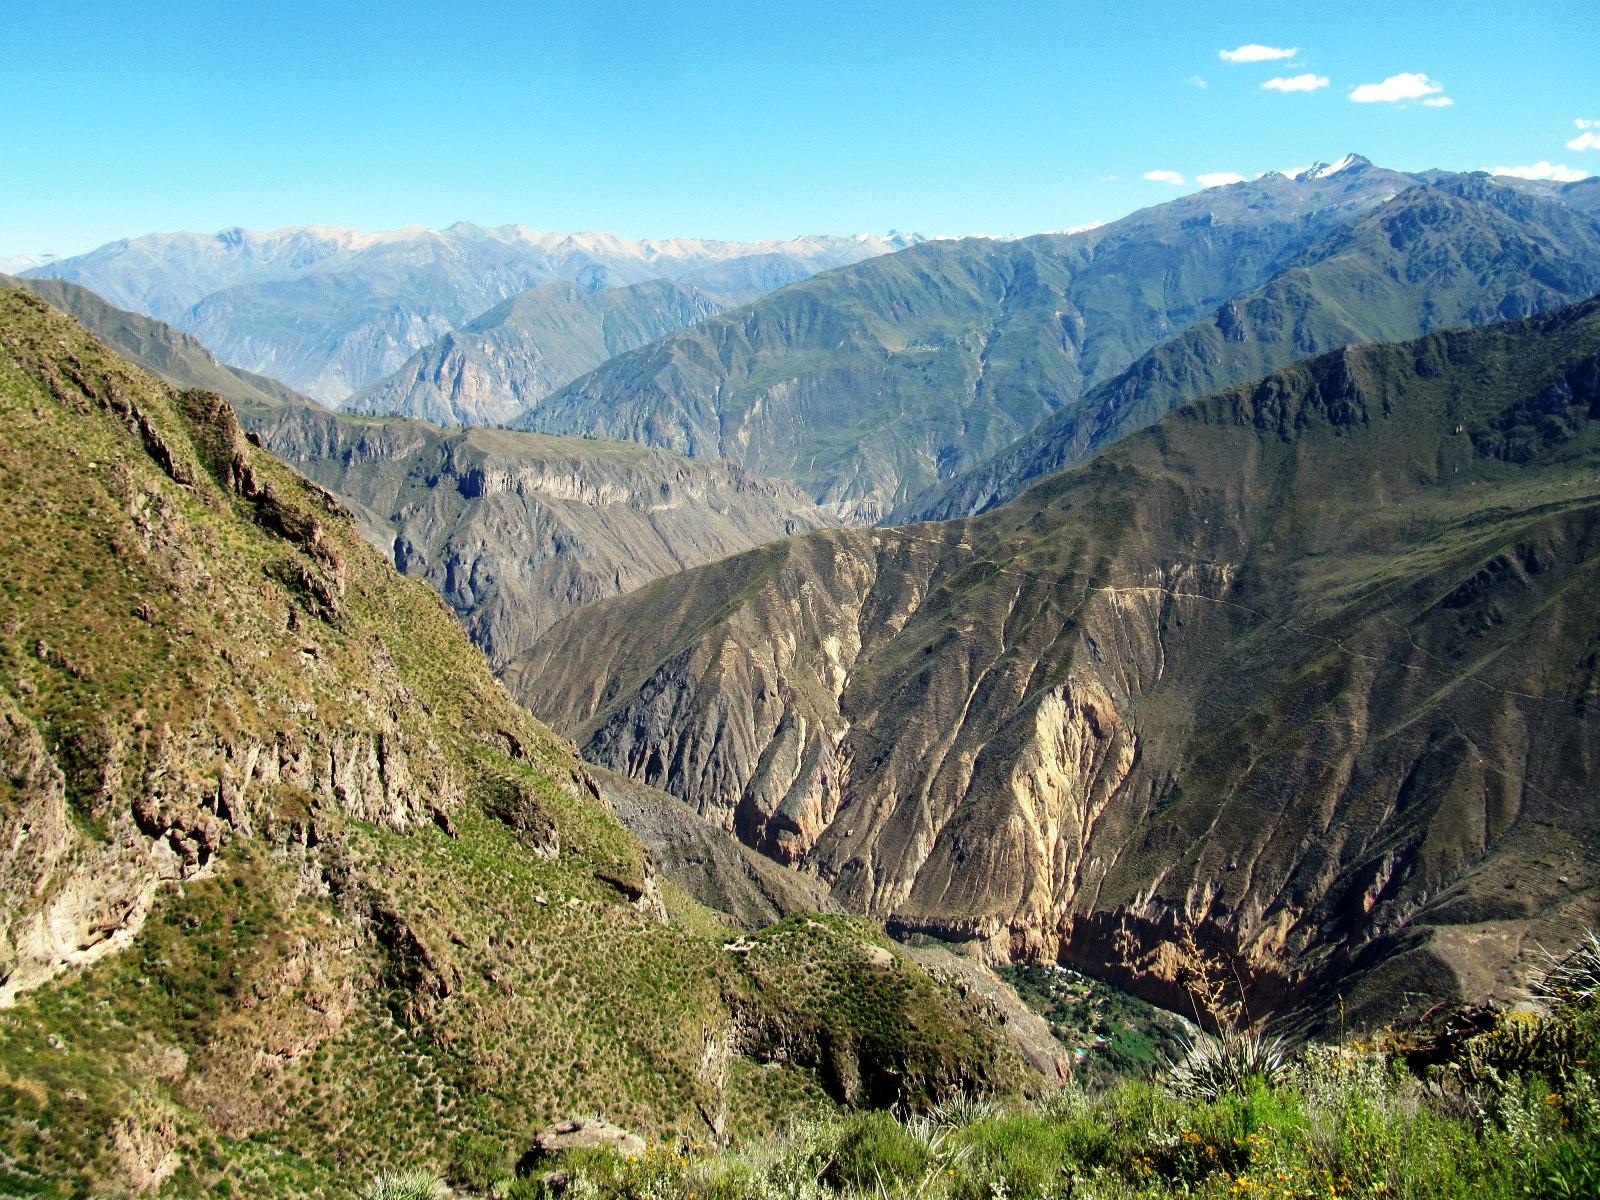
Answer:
[1421, 96, 1455, 108]
[1488, 162, 1592, 183]
[1567, 130, 1600, 152]
[1349, 73, 1447, 104]
[1184, 75, 1209, 89]
[1219, 44, 1297, 64]
[1142, 169, 1187, 185]
[1262, 74, 1329, 94]
[1197, 172, 1246, 188]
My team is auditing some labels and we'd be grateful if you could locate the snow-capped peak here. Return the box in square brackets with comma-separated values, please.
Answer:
[1295, 154, 1373, 181]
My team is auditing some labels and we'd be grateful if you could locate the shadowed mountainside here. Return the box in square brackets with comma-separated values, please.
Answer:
[514, 300, 1600, 1029]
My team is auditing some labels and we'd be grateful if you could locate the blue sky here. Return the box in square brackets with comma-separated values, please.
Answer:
[1, 0, 1593, 257]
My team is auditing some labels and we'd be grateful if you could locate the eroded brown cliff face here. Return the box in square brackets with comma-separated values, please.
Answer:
[515, 308, 1600, 1025]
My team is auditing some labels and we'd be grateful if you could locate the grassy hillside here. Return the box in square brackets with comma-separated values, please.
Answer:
[0, 288, 1027, 1198]
[0, 272, 313, 413]
[513, 299, 1600, 1028]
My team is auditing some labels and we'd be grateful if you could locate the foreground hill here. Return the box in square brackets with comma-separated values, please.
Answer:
[0, 290, 1027, 1197]
[25, 225, 920, 402]
[343, 278, 727, 426]
[902, 175, 1600, 520]
[252, 406, 836, 666]
[514, 300, 1600, 1027]
[0, 273, 311, 412]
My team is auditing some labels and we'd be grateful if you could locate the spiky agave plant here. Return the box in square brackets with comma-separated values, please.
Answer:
[1532, 930, 1600, 1011]
[1164, 1029, 1291, 1101]
[360, 1169, 452, 1200]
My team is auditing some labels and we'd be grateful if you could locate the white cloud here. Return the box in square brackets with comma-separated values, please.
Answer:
[1576, 119, 1598, 129]
[1143, 169, 1187, 185]
[1184, 75, 1209, 89]
[1262, 74, 1329, 93]
[1349, 72, 1446, 104]
[1488, 162, 1593, 183]
[1056, 221, 1106, 235]
[1219, 44, 1297, 63]
[1422, 96, 1455, 108]
[1197, 172, 1247, 188]
[1567, 131, 1600, 152]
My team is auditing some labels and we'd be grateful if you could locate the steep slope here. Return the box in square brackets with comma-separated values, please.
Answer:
[515, 159, 1420, 520]
[0, 273, 312, 413]
[344, 279, 726, 426]
[26, 225, 920, 403]
[252, 406, 836, 666]
[902, 175, 1600, 520]
[0, 290, 1025, 1198]
[513, 301, 1600, 1028]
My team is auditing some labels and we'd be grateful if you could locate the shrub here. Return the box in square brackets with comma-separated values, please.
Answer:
[818, 1110, 941, 1192]
[1533, 930, 1600, 1011]
[1164, 1030, 1290, 1101]
[360, 1169, 451, 1200]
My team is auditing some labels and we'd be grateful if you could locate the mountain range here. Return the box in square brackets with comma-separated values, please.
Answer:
[507, 164, 1600, 522]
[512, 298, 1600, 1027]
[23, 224, 921, 403]
[343, 278, 727, 426]
[901, 173, 1600, 520]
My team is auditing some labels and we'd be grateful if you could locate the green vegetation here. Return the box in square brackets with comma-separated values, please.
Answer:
[1000, 966, 1191, 1081]
[373, 975, 1600, 1200]
[0, 289, 1022, 1198]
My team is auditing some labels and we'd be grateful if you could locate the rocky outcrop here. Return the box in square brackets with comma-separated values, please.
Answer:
[518, 302, 1600, 1027]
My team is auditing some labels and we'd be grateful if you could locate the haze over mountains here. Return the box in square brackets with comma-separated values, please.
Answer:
[511, 162, 1600, 521]
[344, 278, 728, 426]
[23, 224, 921, 402]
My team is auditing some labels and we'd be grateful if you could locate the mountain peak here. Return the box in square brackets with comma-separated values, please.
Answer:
[1297, 154, 1374, 181]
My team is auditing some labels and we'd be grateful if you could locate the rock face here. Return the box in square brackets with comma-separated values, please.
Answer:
[515, 300, 1600, 1028]
[23, 224, 921, 402]
[900, 175, 1600, 521]
[344, 279, 726, 427]
[0, 288, 1029, 1196]
[587, 766, 838, 929]
[251, 405, 836, 667]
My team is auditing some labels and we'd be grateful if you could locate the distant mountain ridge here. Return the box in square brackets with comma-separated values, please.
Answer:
[344, 278, 728, 426]
[900, 173, 1600, 520]
[512, 156, 1435, 520]
[516, 163, 1600, 522]
[24, 223, 923, 402]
